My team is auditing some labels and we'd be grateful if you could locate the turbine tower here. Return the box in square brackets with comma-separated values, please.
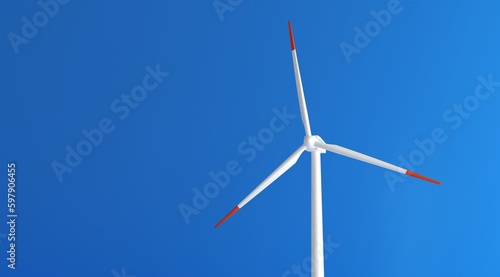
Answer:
[215, 21, 441, 277]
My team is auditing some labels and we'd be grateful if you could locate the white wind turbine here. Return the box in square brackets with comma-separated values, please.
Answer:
[215, 21, 441, 277]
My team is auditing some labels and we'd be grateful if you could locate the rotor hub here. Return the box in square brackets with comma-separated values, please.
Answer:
[304, 135, 326, 153]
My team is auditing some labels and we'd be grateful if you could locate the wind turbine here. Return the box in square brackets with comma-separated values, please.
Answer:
[215, 21, 441, 277]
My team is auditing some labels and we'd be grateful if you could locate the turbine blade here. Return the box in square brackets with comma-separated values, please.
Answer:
[314, 141, 441, 185]
[288, 21, 312, 136]
[215, 145, 307, 228]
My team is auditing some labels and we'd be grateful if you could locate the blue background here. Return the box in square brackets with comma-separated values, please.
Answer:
[1, 0, 500, 276]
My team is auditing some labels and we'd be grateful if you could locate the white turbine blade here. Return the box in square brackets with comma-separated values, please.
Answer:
[314, 141, 441, 185]
[288, 21, 312, 136]
[215, 145, 307, 228]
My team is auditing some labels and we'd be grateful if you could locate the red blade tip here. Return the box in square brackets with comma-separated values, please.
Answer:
[215, 206, 240, 228]
[406, 170, 441, 185]
[288, 21, 295, 51]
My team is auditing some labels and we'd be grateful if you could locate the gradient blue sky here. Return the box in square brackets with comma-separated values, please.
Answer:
[1, 0, 500, 276]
